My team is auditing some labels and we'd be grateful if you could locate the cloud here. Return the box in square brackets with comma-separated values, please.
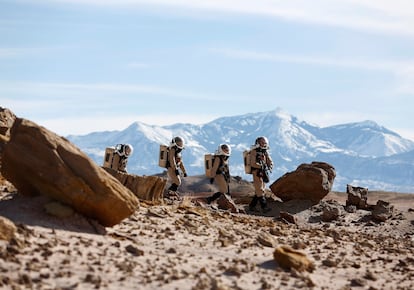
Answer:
[210, 48, 414, 95]
[34, 115, 140, 136]
[0, 81, 191, 99]
[211, 47, 400, 71]
[394, 63, 414, 94]
[24, 113, 221, 136]
[0, 81, 269, 104]
[30, 0, 414, 36]
[133, 113, 220, 126]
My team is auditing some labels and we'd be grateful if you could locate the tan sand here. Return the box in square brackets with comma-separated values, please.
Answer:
[0, 178, 413, 290]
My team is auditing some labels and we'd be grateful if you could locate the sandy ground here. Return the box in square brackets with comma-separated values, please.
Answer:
[0, 179, 413, 290]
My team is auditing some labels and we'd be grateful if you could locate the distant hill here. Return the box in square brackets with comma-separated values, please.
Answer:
[67, 108, 414, 193]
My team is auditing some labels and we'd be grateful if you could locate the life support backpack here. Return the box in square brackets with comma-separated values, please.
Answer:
[243, 149, 252, 174]
[204, 153, 215, 178]
[103, 147, 115, 169]
[103, 146, 123, 171]
[103, 144, 131, 172]
[158, 144, 169, 168]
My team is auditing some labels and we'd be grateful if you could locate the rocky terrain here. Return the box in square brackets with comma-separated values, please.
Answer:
[0, 174, 413, 290]
[0, 107, 413, 290]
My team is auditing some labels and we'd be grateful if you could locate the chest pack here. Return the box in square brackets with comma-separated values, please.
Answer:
[243, 149, 252, 174]
[158, 144, 169, 168]
[204, 153, 215, 178]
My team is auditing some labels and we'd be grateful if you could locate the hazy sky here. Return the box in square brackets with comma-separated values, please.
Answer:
[1, 0, 414, 140]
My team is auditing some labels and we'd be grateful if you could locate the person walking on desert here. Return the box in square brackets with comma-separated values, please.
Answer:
[206, 143, 232, 204]
[248, 136, 273, 212]
[165, 136, 186, 199]
[112, 143, 134, 173]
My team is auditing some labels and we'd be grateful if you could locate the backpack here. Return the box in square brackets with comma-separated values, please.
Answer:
[158, 144, 169, 168]
[103, 146, 123, 171]
[204, 153, 215, 178]
[243, 149, 252, 174]
[103, 147, 115, 169]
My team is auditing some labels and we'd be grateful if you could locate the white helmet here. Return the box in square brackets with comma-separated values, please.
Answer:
[255, 136, 269, 150]
[216, 143, 231, 156]
[170, 136, 185, 149]
[115, 143, 134, 157]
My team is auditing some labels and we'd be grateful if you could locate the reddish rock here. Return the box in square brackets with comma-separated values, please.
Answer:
[279, 211, 297, 224]
[1, 117, 139, 227]
[103, 167, 167, 202]
[346, 184, 368, 209]
[0, 216, 16, 241]
[270, 162, 336, 203]
[217, 194, 239, 213]
[273, 245, 314, 272]
[372, 200, 394, 222]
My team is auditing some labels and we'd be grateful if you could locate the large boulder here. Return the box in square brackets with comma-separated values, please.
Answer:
[1, 117, 139, 227]
[103, 167, 167, 202]
[372, 200, 394, 222]
[346, 184, 368, 209]
[270, 162, 336, 203]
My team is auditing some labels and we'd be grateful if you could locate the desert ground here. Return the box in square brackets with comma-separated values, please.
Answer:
[0, 174, 413, 290]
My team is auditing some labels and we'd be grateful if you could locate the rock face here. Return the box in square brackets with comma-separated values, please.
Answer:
[103, 167, 166, 202]
[1, 117, 139, 227]
[372, 200, 394, 222]
[0, 107, 16, 164]
[0, 107, 16, 139]
[346, 184, 368, 209]
[320, 201, 343, 222]
[269, 162, 336, 203]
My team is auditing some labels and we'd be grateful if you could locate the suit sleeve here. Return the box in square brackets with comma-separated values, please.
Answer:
[266, 152, 273, 169]
[179, 162, 187, 175]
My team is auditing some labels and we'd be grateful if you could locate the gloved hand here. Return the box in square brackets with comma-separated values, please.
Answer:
[209, 178, 214, 184]
[175, 169, 179, 176]
[183, 173, 188, 177]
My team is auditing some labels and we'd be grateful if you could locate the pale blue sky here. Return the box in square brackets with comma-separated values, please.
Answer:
[1, 0, 414, 140]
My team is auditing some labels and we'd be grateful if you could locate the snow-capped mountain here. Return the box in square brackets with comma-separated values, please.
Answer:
[312, 120, 414, 157]
[67, 108, 414, 193]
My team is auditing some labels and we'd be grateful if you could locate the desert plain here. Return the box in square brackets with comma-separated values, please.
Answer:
[0, 174, 413, 290]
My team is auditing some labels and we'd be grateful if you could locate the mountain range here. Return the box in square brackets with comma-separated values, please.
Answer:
[67, 108, 414, 193]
